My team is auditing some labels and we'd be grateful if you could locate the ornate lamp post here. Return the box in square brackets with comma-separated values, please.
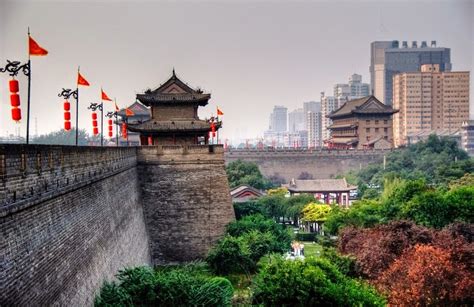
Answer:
[106, 111, 119, 147]
[58, 88, 79, 145]
[88, 102, 103, 146]
[0, 60, 31, 143]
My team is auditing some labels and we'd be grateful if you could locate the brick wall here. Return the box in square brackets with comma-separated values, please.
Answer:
[225, 148, 392, 181]
[1, 145, 151, 306]
[138, 145, 235, 264]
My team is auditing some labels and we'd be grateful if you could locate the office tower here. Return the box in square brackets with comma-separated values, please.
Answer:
[269, 105, 288, 132]
[307, 111, 322, 148]
[288, 108, 305, 133]
[321, 93, 337, 140]
[370, 40, 451, 105]
[392, 64, 470, 147]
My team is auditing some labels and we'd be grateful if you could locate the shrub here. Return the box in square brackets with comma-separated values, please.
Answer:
[233, 201, 266, 220]
[95, 264, 234, 306]
[320, 247, 357, 277]
[206, 235, 254, 275]
[251, 256, 385, 306]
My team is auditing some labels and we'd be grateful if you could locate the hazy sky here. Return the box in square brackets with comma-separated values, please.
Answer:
[0, 0, 473, 142]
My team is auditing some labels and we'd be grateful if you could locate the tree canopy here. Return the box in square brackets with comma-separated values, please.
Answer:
[226, 160, 273, 190]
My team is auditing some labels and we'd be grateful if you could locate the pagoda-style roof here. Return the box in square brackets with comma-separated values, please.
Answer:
[328, 123, 358, 130]
[326, 137, 358, 145]
[117, 101, 150, 117]
[284, 178, 357, 193]
[328, 96, 397, 119]
[137, 69, 210, 106]
[127, 119, 221, 134]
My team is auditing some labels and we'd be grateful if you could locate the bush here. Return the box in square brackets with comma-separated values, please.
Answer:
[95, 264, 234, 306]
[320, 247, 357, 277]
[206, 235, 254, 275]
[233, 201, 266, 220]
[295, 232, 317, 242]
[251, 256, 385, 306]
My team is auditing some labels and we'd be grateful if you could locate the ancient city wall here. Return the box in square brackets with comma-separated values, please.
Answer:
[225, 148, 391, 181]
[1, 145, 151, 306]
[137, 145, 235, 265]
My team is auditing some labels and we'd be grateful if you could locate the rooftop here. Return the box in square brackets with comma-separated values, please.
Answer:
[328, 96, 397, 119]
[284, 178, 357, 193]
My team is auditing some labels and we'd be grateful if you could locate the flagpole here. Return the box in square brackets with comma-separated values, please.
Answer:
[100, 87, 103, 147]
[76, 66, 80, 146]
[26, 28, 31, 144]
[114, 98, 118, 147]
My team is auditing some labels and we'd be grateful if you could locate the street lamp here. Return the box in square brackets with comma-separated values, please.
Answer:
[88, 102, 103, 146]
[58, 88, 79, 145]
[106, 111, 119, 146]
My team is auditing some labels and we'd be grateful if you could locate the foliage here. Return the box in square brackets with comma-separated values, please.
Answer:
[225, 214, 292, 252]
[94, 264, 234, 306]
[251, 256, 386, 306]
[301, 203, 331, 222]
[32, 128, 100, 146]
[207, 215, 292, 275]
[448, 173, 474, 189]
[267, 187, 288, 196]
[324, 200, 382, 235]
[295, 232, 318, 242]
[226, 160, 273, 190]
[206, 235, 254, 275]
[376, 244, 473, 306]
[338, 220, 434, 279]
[320, 247, 357, 277]
[233, 201, 265, 220]
[350, 135, 473, 190]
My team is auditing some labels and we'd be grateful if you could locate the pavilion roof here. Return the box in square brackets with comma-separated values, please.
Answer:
[328, 96, 397, 119]
[117, 101, 150, 117]
[137, 69, 210, 106]
[284, 178, 357, 193]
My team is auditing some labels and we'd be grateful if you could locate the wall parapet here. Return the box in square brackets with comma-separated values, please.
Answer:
[138, 144, 224, 164]
[0, 145, 137, 217]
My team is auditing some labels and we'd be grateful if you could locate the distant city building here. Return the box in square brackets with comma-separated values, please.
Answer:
[321, 93, 337, 140]
[307, 111, 322, 148]
[263, 130, 286, 147]
[461, 120, 474, 156]
[326, 96, 397, 149]
[269, 105, 288, 132]
[283, 130, 308, 148]
[392, 64, 470, 147]
[370, 40, 452, 105]
[288, 108, 305, 133]
[303, 101, 321, 130]
[334, 74, 370, 103]
[406, 129, 461, 147]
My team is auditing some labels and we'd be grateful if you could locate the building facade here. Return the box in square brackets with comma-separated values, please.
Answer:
[392, 64, 470, 147]
[269, 106, 288, 132]
[307, 111, 322, 148]
[321, 93, 337, 141]
[288, 108, 305, 133]
[326, 96, 397, 149]
[370, 40, 452, 105]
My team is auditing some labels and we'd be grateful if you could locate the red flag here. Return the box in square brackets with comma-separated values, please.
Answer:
[101, 89, 112, 101]
[29, 36, 48, 56]
[217, 107, 224, 116]
[125, 108, 134, 117]
[77, 72, 90, 86]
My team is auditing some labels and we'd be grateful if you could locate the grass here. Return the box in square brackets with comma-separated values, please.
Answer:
[301, 242, 323, 257]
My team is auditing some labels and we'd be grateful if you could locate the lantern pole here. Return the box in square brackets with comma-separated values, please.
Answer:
[101, 101, 104, 146]
[0, 60, 31, 141]
[106, 110, 118, 147]
[88, 102, 102, 146]
[58, 88, 78, 143]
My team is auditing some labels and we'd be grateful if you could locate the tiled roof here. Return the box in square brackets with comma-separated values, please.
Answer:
[328, 96, 397, 118]
[327, 137, 358, 144]
[137, 93, 211, 106]
[230, 185, 265, 198]
[328, 123, 358, 129]
[285, 178, 357, 193]
[117, 101, 150, 117]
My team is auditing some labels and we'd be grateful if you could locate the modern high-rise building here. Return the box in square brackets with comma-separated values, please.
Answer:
[370, 40, 452, 105]
[269, 105, 288, 132]
[321, 93, 337, 140]
[288, 108, 305, 133]
[461, 120, 474, 156]
[334, 74, 370, 101]
[307, 111, 322, 148]
[392, 64, 470, 147]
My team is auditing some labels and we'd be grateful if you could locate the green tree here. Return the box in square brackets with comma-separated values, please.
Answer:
[324, 200, 382, 235]
[206, 235, 254, 274]
[32, 128, 100, 146]
[226, 160, 273, 190]
[301, 203, 332, 223]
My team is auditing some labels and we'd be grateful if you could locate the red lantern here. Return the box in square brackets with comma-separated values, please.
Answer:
[9, 79, 19, 93]
[92, 120, 98, 127]
[12, 108, 21, 121]
[64, 101, 70, 111]
[64, 112, 71, 121]
[10, 94, 20, 107]
[92, 112, 97, 120]
[64, 121, 71, 131]
[108, 131, 113, 137]
[108, 119, 113, 125]
[122, 123, 128, 139]
[93, 127, 99, 135]
[148, 136, 153, 145]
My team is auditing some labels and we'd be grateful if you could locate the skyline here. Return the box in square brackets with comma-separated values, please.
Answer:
[0, 0, 473, 142]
